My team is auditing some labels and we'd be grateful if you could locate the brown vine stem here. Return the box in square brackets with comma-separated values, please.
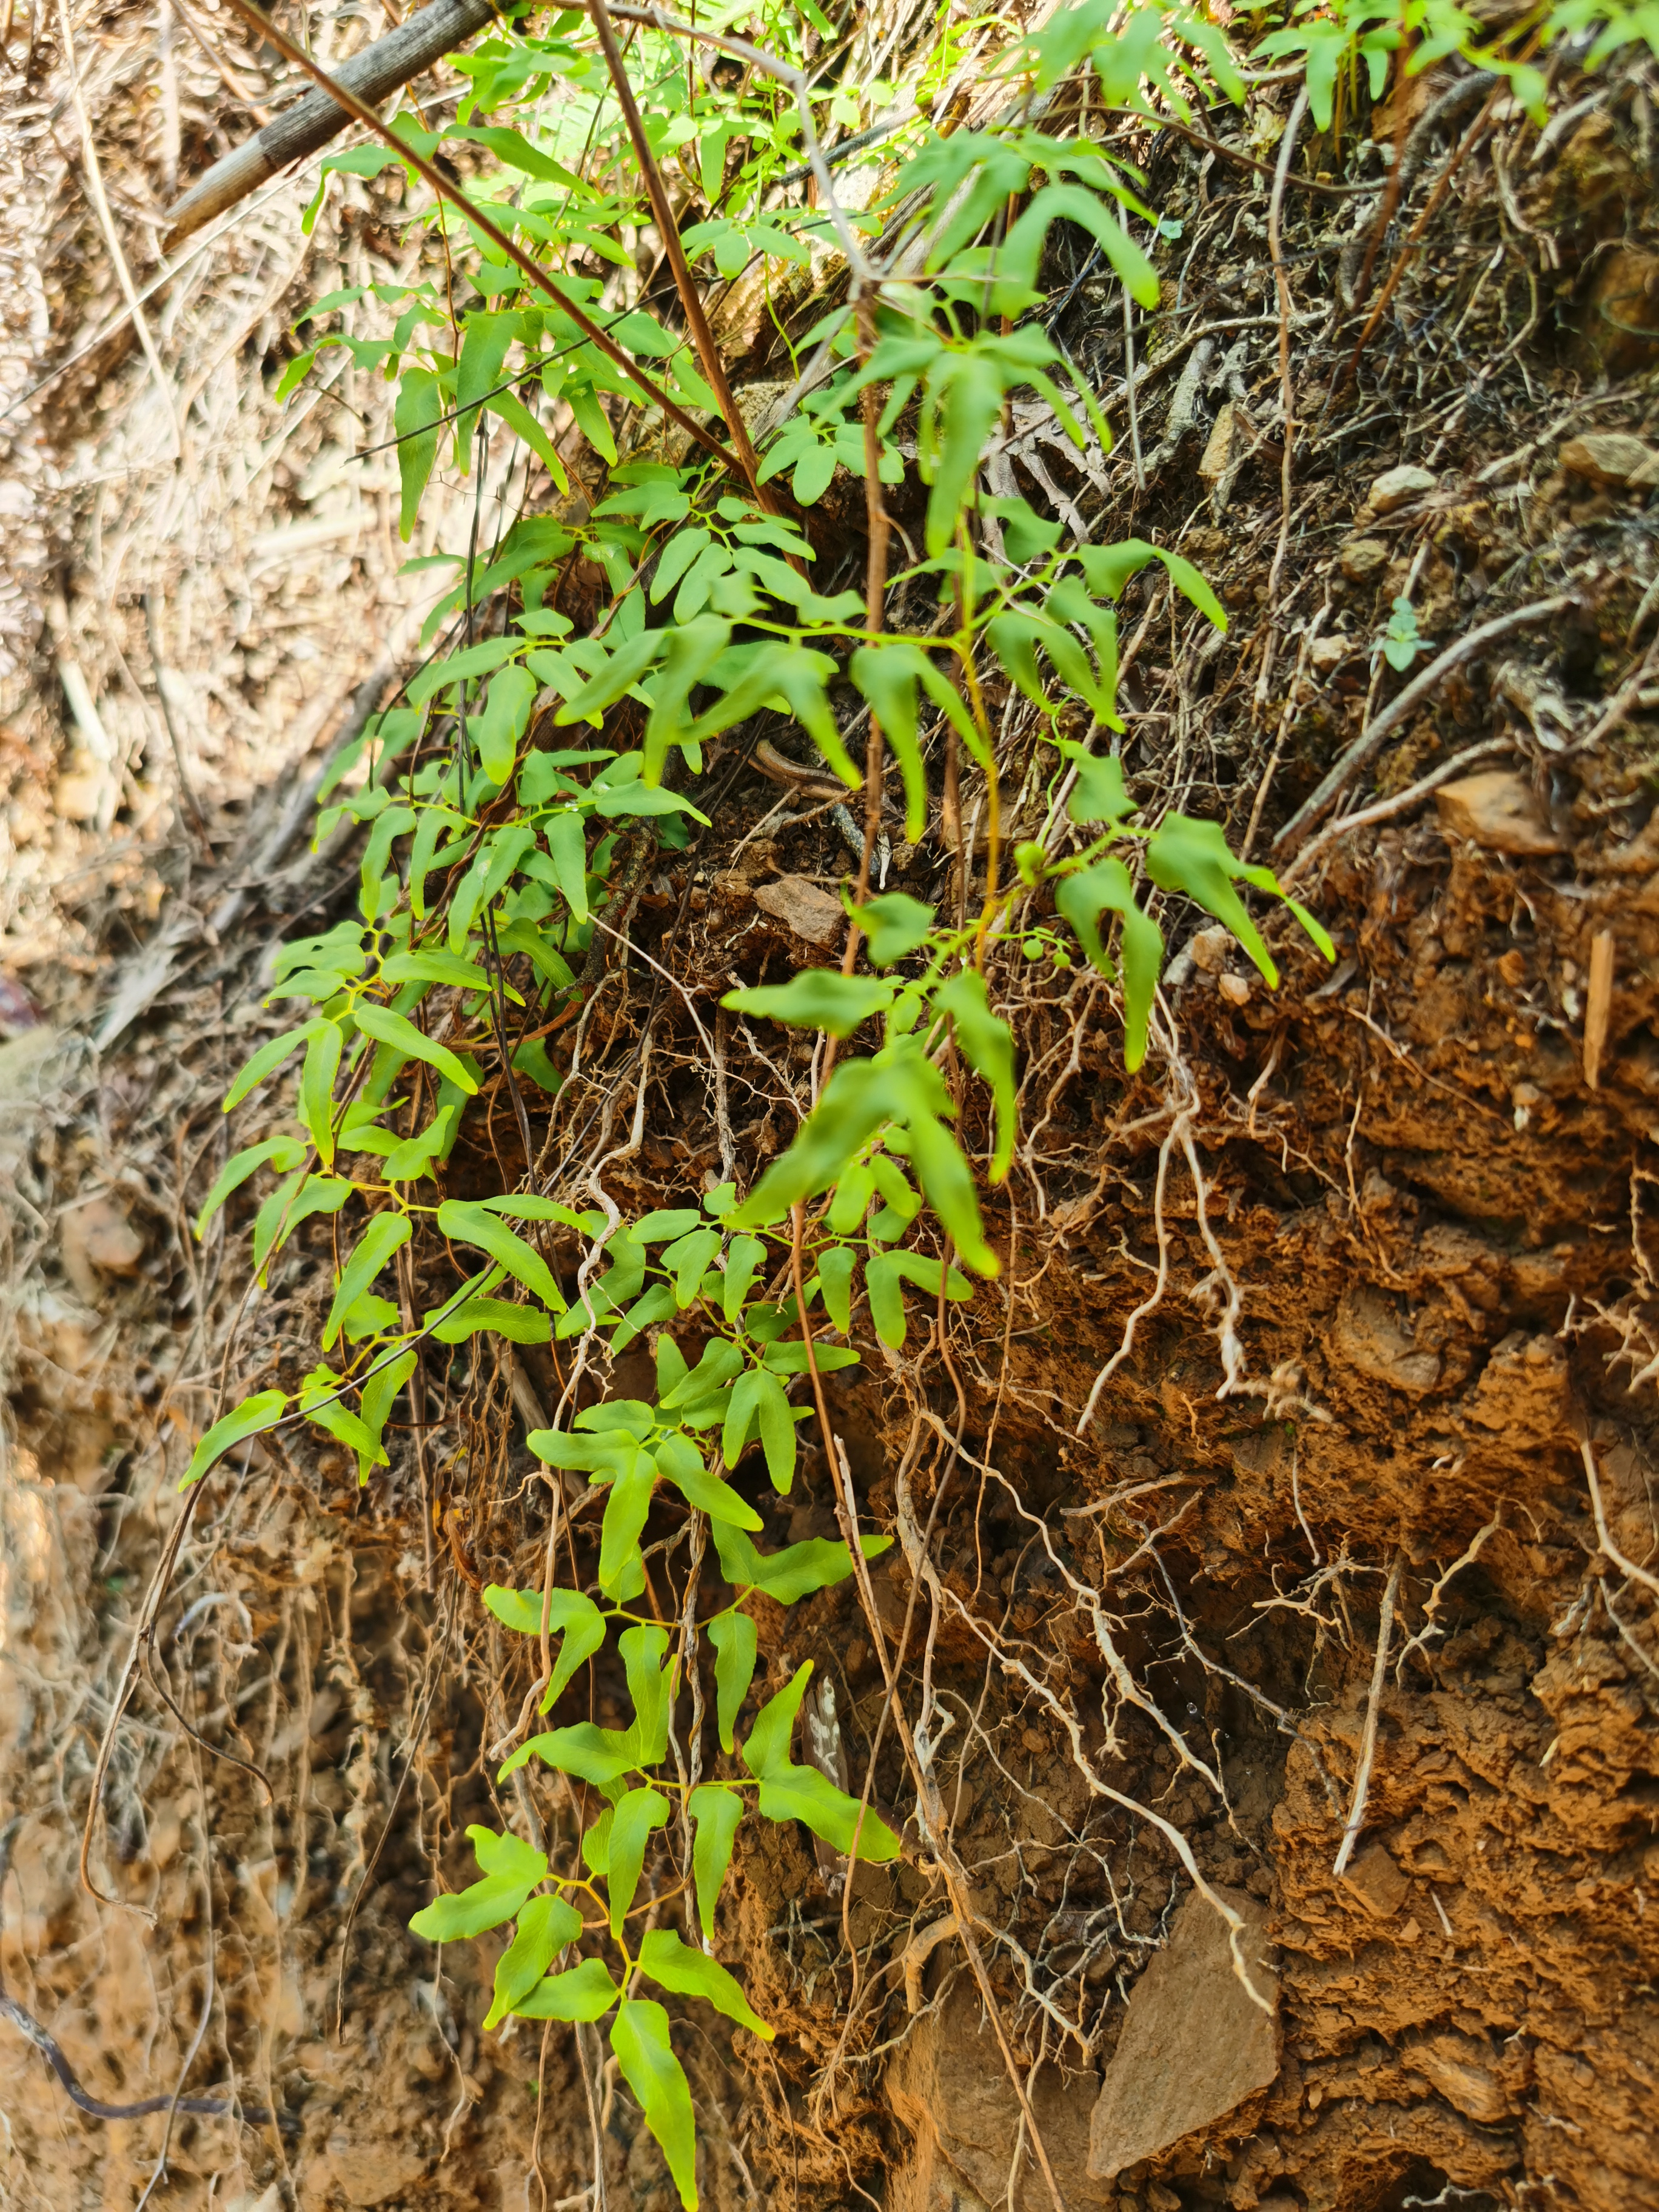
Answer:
[585, 0, 771, 511]
[1265, 84, 1308, 609]
[819, 291, 894, 1096]
[1333, 69, 1510, 407]
[786, 1212, 1067, 2212]
[1347, 40, 1414, 317]
[213, 0, 743, 473]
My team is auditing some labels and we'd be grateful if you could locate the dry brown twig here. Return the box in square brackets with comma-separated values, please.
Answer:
[1273, 595, 1574, 857]
[1265, 85, 1308, 608]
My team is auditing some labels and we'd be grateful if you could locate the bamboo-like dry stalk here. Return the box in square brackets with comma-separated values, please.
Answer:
[161, 0, 497, 246]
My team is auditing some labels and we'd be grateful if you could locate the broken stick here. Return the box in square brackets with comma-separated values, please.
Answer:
[162, 0, 497, 248]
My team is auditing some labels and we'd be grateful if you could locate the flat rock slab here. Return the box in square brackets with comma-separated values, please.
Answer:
[1088, 1886, 1279, 2182]
[752, 873, 844, 947]
[1560, 432, 1659, 488]
[1435, 769, 1562, 856]
[1368, 464, 1438, 514]
[887, 1982, 1110, 2212]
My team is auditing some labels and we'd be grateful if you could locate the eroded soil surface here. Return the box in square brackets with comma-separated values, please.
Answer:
[6, 35, 1659, 2212]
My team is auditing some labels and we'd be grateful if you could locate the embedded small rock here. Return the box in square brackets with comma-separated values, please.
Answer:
[1333, 1284, 1442, 1396]
[1340, 1840, 1411, 1921]
[1339, 537, 1390, 583]
[1087, 1887, 1279, 2181]
[1435, 769, 1562, 856]
[60, 1197, 144, 1305]
[312, 2139, 432, 2208]
[752, 874, 845, 947]
[1560, 432, 1659, 489]
[1189, 925, 1233, 974]
[1199, 401, 1241, 483]
[1367, 464, 1438, 515]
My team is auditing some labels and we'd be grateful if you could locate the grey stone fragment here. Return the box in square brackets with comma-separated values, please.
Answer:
[887, 1983, 1111, 2212]
[752, 873, 845, 947]
[1087, 1886, 1279, 2182]
[1368, 463, 1438, 514]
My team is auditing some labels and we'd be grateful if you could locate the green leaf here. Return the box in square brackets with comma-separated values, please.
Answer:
[1054, 856, 1164, 1071]
[852, 892, 936, 968]
[429, 1289, 548, 1343]
[926, 352, 1005, 556]
[180, 1388, 287, 1489]
[542, 809, 590, 923]
[633, 1207, 704, 1242]
[1000, 184, 1158, 312]
[410, 1824, 547, 1942]
[1078, 539, 1225, 631]
[455, 311, 520, 475]
[395, 366, 443, 540]
[323, 1212, 412, 1351]
[741, 1660, 813, 1780]
[661, 1226, 723, 1307]
[407, 638, 521, 709]
[864, 1250, 909, 1349]
[474, 663, 538, 786]
[193, 1136, 307, 1239]
[706, 1612, 758, 1754]
[642, 613, 734, 780]
[688, 1784, 743, 1940]
[985, 609, 1105, 722]
[719, 1365, 805, 1486]
[556, 628, 667, 728]
[598, 1451, 658, 1595]
[711, 1524, 892, 1604]
[906, 1110, 998, 1276]
[863, 1250, 973, 1350]
[757, 1764, 902, 1862]
[253, 1170, 350, 1278]
[499, 1720, 637, 1786]
[1061, 741, 1137, 831]
[620, 1620, 673, 1764]
[933, 968, 1015, 1181]
[354, 1002, 480, 1094]
[514, 1955, 622, 2022]
[437, 1197, 564, 1310]
[846, 643, 948, 840]
[654, 1430, 762, 1529]
[484, 1892, 583, 2030]
[818, 1245, 856, 1334]
[224, 1021, 316, 1112]
[1143, 814, 1277, 985]
[381, 948, 505, 998]
[756, 1369, 798, 1492]
[1047, 581, 1122, 732]
[609, 2002, 697, 2210]
[638, 1927, 774, 2040]
[827, 1163, 876, 1236]
[659, 1337, 745, 1411]
[605, 1786, 671, 1937]
[487, 385, 570, 496]
[357, 1348, 416, 1484]
[483, 1585, 608, 1709]
[298, 1019, 344, 1165]
[721, 1235, 766, 1321]
[722, 970, 889, 1038]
